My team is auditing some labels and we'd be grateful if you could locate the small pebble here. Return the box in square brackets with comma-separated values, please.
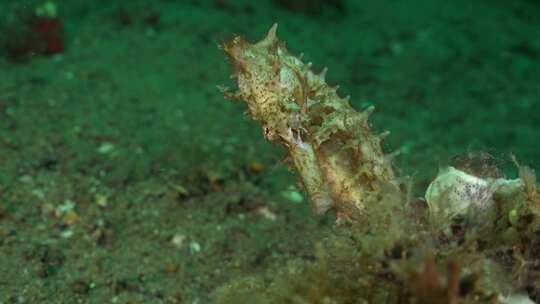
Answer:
[281, 185, 304, 203]
[171, 234, 185, 249]
[189, 241, 201, 253]
[257, 206, 277, 221]
[97, 142, 115, 154]
[95, 194, 108, 208]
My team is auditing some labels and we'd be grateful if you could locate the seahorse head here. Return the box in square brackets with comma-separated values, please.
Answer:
[221, 24, 305, 126]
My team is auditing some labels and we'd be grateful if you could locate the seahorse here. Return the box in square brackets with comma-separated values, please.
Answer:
[221, 24, 399, 221]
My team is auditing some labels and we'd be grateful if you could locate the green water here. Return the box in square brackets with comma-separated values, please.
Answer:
[0, 0, 538, 302]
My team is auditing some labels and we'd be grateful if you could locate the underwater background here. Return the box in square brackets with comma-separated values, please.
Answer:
[0, 0, 539, 303]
